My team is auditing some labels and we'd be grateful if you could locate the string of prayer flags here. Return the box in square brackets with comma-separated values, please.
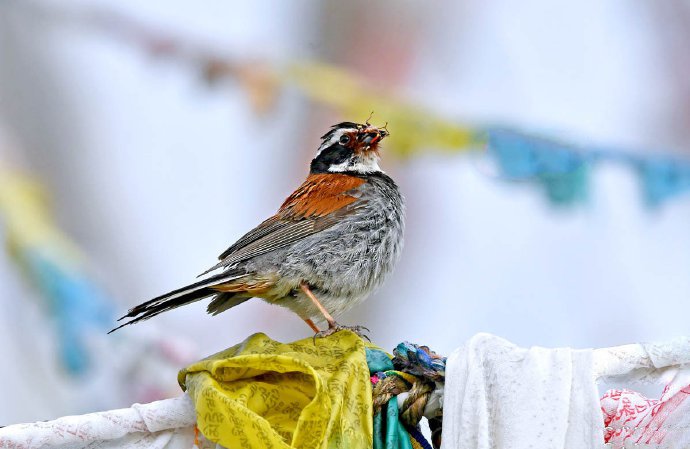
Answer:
[486, 128, 589, 206]
[636, 157, 690, 207]
[0, 170, 114, 374]
[486, 128, 690, 208]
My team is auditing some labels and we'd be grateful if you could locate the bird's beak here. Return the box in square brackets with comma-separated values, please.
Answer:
[361, 128, 389, 146]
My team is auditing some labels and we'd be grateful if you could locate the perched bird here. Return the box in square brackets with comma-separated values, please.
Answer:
[110, 121, 404, 337]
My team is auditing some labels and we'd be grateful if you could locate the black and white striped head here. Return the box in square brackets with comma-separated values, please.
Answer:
[310, 121, 390, 174]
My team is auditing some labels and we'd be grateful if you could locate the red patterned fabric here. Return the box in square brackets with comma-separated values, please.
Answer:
[601, 384, 690, 448]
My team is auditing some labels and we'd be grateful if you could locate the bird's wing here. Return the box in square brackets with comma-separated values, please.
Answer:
[199, 173, 366, 275]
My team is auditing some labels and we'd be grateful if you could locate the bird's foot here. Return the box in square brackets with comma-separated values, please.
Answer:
[314, 322, 370, 341]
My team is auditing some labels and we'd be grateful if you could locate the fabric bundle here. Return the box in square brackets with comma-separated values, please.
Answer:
[180, 331, 431, 449]
[179, 331, 373, 449]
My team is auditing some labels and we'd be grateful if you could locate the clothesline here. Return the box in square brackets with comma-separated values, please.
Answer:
[592, 336, 690, 379]
[2, 334, 689, 449]
[0, 395, 196, 449]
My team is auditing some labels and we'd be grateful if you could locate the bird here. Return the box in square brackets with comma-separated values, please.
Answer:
[110, 120, 404, 337]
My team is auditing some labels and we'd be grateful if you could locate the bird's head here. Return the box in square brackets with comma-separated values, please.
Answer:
[311, 121, 390, 174]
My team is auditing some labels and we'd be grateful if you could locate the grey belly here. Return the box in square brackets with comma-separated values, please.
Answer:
[240, 213, 401, 319]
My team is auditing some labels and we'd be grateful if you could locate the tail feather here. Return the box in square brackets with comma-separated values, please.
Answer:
[109, 269, 245, 333]
[207, 293, 251, 316]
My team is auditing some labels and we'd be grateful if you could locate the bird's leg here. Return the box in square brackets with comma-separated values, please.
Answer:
[302, 317, 321, 333]
[300, 282, 337, 327]
[299, 282, 370, 339]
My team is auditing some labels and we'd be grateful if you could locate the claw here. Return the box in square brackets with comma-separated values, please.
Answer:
[313, 323, 370, 341]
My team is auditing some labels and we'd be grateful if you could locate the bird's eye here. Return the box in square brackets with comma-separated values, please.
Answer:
[339, 135, 351, 145]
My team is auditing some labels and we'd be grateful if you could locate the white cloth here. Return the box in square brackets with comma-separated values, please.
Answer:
[442, 334, 690, 449]
[593, 337, 690, 383]
[0, 395, 196, 449]
[442, 333, 605, 449]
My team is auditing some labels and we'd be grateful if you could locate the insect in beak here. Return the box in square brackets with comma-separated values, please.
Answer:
[362, 132, 381, 146]
[360, 127, 389, 146]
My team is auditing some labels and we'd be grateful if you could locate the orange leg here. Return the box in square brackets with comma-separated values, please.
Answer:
[300, 282, 336, 328]
[299, 282, 369, 340]
[303, 317, 321, 333]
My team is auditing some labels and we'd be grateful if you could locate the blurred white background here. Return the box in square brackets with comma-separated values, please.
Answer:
[1, 0, 690, 424]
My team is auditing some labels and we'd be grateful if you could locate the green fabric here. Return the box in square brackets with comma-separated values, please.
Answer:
[385, 396, 414, 449]
[366, 347, 395, 373]
[368, 347, 414, 449]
